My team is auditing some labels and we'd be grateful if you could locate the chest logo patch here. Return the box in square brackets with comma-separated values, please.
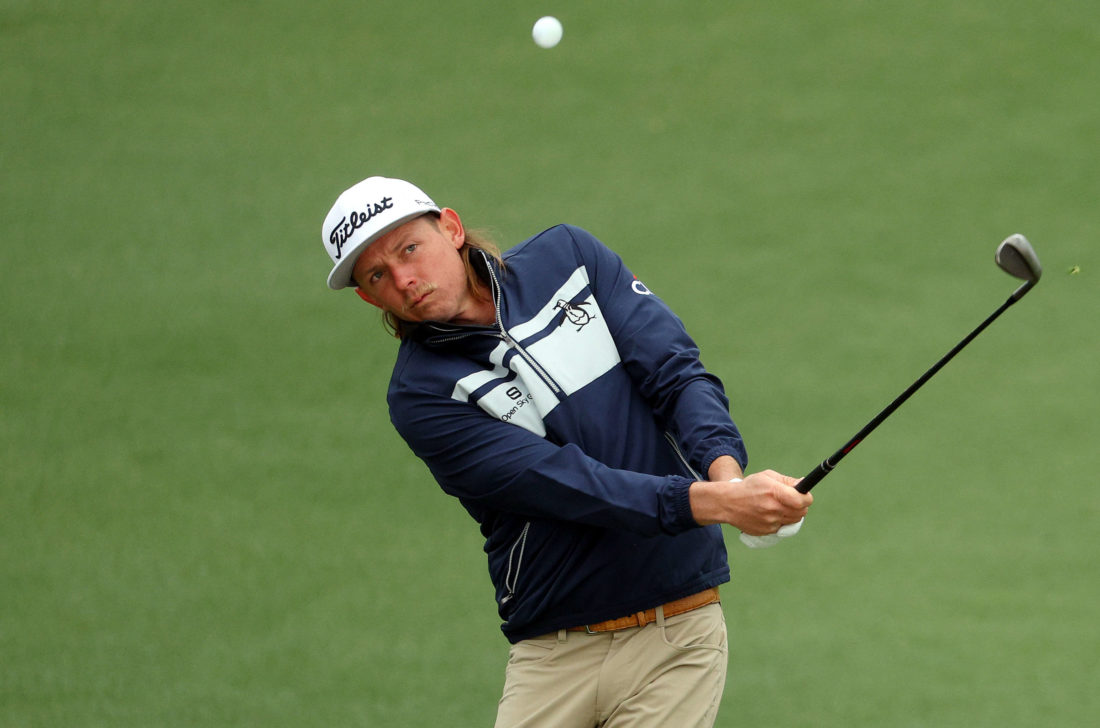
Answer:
[555, 299, 596, 331]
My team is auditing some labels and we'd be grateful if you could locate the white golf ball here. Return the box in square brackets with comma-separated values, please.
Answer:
[532, 16, 563, 49]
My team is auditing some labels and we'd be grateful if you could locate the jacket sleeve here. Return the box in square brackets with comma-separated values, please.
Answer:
[388, 381, 700, 536]
[562, 225, 748, 477]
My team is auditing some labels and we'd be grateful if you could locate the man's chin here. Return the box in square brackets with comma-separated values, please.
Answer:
[402, 290, 437, 318]
[400, 305, 439, 324]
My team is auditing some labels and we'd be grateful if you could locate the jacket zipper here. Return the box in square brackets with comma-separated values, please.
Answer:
[664, 431, 702, 480]
[499, 331, 562, 395]
[482, 255, 563, 396]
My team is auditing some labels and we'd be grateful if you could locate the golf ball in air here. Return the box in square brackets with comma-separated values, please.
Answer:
[532, 16, 563, 48]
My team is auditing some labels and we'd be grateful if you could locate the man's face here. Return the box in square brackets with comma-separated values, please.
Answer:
[351, 209, 484, 325]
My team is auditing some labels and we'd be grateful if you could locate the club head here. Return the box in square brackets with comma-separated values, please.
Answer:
[996, 234, 1042, 299]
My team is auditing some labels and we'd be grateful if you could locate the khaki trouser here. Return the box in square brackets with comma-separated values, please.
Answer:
[494, 602, 728, 728]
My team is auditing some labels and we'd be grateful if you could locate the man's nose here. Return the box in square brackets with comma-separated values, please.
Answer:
[391, 264, 418, 290]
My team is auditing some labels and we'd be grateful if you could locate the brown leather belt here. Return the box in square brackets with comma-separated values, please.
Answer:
[567, 587, 720, 634]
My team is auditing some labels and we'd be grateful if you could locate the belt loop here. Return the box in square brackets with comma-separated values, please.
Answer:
[655, 604, 666, 628]
[557, 629, 568, 643]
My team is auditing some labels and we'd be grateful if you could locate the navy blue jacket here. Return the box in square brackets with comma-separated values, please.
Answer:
[387, 224, 747, 643]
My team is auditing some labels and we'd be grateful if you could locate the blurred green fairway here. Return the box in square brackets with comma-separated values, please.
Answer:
[3, 1, 1098, 725]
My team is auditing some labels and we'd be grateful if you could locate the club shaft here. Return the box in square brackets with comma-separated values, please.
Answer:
[796, 288, 1027, 493]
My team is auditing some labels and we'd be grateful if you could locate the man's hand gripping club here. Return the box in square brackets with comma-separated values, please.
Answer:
[689, 466, 813, 549]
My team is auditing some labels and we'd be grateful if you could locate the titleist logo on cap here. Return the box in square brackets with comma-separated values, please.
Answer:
[328, 196, 394, 260]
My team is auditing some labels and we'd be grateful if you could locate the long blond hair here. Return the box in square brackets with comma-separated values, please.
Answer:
[380, 217, 504, 339]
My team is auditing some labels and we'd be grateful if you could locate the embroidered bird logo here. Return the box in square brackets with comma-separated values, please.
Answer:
[555, 299, 595, 331]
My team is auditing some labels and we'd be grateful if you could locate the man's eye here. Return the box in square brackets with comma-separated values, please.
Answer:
[369, 271, 383, 283]
[405, 244, 418, 254]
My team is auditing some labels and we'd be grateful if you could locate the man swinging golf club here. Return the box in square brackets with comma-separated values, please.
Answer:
[320, 176, 812, 727]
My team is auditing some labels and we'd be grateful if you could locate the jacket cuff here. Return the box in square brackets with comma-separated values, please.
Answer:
[657, 477, 699, 535]
[700, 442, 748, 478]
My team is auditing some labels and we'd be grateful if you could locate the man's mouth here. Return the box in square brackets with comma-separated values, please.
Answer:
[404, 285, 436, 313]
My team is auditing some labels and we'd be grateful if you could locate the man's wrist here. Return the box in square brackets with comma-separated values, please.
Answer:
[706, 455, 744, 482]
[689, 480, 728, 526]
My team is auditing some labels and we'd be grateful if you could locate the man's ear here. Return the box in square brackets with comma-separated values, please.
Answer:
[438, 207, 466, 249]
[355, 287, 382, 308]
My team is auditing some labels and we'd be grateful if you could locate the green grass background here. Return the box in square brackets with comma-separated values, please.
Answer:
[3, 1, 1097, 725]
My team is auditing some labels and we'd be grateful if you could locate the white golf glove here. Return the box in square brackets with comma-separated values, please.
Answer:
[728, 478, 806, 549]
[739, 519, 804, 548]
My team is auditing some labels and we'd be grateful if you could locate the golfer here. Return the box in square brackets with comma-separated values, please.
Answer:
[321, 177, 812, 727]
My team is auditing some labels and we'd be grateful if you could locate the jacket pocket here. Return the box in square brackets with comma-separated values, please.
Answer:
[500, 521, 531, 607]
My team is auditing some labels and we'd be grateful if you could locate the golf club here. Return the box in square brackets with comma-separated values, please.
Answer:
[795, 233, 1042, 494]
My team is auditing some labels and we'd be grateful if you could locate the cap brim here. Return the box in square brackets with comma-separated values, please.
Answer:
[326, 210, 434, 290]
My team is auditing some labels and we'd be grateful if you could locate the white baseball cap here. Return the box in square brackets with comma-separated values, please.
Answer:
[321, 176, 441, 290]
